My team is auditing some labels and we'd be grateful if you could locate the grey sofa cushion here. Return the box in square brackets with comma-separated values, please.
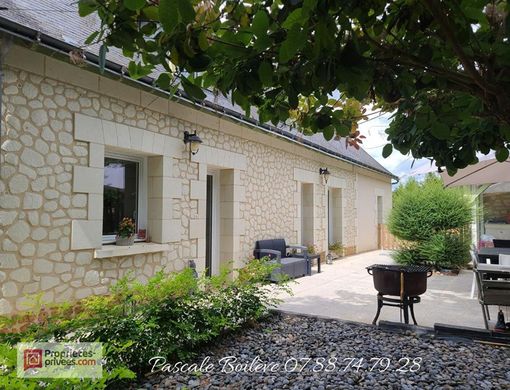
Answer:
[279, 258, 295, 276]
[270, 257, 308, 281]
[284, 257, 308, 277]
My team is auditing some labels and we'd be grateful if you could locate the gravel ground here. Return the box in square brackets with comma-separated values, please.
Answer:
[138, 313, 510, 389]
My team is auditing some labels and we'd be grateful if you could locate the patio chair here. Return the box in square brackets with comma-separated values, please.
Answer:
[253, 239, 309, 282]
[493, 239, 510, 248]
[475, 263, 510, 329]
[499, 254, 510, 266]
[478, 253, 499, 264]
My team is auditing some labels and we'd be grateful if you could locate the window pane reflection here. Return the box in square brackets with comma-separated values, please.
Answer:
[103, 158, 139, 236]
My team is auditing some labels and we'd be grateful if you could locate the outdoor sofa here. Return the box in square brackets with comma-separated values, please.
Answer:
[253, 239, 310, 282]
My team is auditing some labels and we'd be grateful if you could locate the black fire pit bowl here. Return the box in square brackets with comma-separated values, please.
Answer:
[367, 264, 433, 297]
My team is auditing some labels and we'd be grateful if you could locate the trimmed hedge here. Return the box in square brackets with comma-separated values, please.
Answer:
[388, 175, 472, 268]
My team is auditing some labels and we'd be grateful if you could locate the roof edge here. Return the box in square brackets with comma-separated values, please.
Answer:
[0, 16, 397, 180]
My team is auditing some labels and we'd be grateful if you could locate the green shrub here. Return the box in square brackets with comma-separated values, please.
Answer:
[0, 259, 286, 388]
[307, 244, 318, 255]
[391, 245, 426, 266]
[389, 175, 472, 268]
[389, 175, 472, 241]
[328, 242, 344, 253]
[419, 232, 470, 269]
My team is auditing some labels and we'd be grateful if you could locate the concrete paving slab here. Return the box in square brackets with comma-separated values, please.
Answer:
[277, 250, 501, 329]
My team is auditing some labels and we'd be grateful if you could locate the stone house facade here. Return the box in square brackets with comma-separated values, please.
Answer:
[0, 13, 394, 316]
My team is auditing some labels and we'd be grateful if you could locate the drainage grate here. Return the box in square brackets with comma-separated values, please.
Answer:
[366, 264, 431, 273]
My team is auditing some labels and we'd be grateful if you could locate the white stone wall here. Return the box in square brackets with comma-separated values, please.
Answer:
[0, 46, 389, 315]
[356, 172, 394, 253]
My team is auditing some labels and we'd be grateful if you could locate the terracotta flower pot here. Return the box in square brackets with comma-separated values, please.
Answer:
[116, 235, 135, 246]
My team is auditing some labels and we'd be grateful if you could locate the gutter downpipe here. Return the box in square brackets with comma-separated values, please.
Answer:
[0, 17, 397, 180]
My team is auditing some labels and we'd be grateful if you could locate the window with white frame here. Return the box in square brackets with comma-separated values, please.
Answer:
[103, 153, 147, 243]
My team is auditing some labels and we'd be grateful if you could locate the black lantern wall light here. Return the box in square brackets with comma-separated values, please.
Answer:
[183, 131, 202, 157]
[319, 167, 330, 184]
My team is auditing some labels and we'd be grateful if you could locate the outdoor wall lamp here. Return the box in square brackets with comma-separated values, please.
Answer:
[319, 167, 330, 184]
[183, 131, 202, 156]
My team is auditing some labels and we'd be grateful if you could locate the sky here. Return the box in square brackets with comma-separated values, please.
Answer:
[357, 112, 437, 181]
[361, 114, 499, 184]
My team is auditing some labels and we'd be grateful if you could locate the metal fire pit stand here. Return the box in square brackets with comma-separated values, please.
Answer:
[367, 265, 432, 326]
[372, 294, 421, 325]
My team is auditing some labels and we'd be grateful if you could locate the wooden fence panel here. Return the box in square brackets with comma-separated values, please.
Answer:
[378, 224, 401, 250]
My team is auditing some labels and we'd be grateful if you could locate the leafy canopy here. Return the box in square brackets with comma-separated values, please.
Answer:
[79, 0, 510, 174]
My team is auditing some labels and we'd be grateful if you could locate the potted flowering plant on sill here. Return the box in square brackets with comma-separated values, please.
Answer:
[116, 217, 136, 246]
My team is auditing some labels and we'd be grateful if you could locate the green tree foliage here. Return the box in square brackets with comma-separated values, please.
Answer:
[389, 175, 472, 268]
[79, 0, 510, 173]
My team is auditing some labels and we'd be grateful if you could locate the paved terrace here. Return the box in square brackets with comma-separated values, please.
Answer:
[277, 250, 497, 329]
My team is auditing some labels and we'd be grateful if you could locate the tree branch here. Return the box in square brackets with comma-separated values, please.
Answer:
[361, 26, 480, 94]
[420, 0, 497, 95]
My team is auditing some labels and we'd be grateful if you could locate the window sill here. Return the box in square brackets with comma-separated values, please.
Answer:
[94, 243, 170, 259]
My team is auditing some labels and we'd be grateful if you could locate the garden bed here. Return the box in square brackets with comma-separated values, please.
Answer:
[0, 260, 289, 389]
[139, 313, 510, 389]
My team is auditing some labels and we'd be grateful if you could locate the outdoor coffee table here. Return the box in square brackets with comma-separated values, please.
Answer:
[308, 253, 321, 274]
